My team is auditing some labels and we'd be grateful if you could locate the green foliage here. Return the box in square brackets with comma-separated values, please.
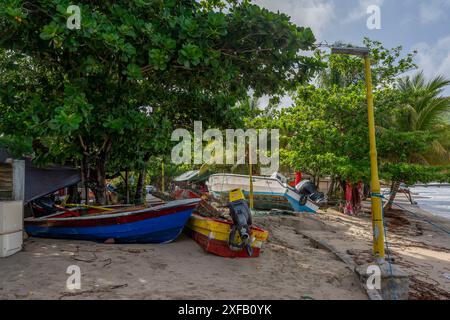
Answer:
[377, 130, 434, 163]
[0, 0, 319, 203]
[268, 83, 373, 182]
[397, 72, 450, 131]
[0, 135, 33, 158]
[318, 38, 417, 88]
[382, 163, 449, 185]
[394, 72, 450, 165]
[250, 39, 448, 188]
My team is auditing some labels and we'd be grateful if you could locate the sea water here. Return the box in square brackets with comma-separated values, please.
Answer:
[409, 185, 450, 219]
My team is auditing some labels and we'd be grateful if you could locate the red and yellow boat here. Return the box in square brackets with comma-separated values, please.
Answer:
[185, 214, 269, 258]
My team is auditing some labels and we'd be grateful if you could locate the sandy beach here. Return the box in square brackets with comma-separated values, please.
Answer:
[0, 223, 366, 300]
[1, 198, 448, 300]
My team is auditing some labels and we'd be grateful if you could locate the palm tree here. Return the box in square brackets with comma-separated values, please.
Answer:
[384, 72, 450, 210]
[397, 72, 450, 164]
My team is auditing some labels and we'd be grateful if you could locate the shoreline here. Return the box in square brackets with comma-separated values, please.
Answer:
[409, 186, 450, 220]
[393, 194, 450, 226]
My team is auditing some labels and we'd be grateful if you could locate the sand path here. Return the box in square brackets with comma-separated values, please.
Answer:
[0, 229, 366, 300]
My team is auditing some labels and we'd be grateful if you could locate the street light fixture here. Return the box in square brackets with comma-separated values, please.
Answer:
[331, 46, 386, 263]
[331, 46, 370, 56]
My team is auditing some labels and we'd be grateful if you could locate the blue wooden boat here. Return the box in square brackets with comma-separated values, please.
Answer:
[24, 199, 201, 243]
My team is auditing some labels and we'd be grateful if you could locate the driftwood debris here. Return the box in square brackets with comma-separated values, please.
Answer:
[59, 284, 128, 300]
[150, 190, 223, 218]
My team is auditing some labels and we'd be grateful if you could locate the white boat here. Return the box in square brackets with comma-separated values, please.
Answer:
[206, 173, 318, 213]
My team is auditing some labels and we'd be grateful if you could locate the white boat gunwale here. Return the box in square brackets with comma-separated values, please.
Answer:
[25, 199, 201, 222]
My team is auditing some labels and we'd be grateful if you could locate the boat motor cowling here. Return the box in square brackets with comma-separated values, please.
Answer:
[228, 189, 253, 256]
[295, 180, 327, 205]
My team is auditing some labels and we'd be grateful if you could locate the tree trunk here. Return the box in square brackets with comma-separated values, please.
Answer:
[134, 168, 147, 205]
[363, 183, 371, 200]
[78, 136, 112, 206]
[90, 159, 107, 205]
[315, 175, 320, 190]
[124, 170, 130, 204]
[384, 181, 400, 212]
[67, 184, 80, 204]
[327, 177, 336, 199]
[80, 156, 90, 205]
[351, 181, 363, 214]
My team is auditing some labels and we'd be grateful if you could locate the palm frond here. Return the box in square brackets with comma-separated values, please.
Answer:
[426, 74, 450, 95]
[409, 152, 430, 165]
[422, 140, 450, 165]
[417, 97, 450, 131]
[398, 73, 450, 130]
[396, 72, 450, 166]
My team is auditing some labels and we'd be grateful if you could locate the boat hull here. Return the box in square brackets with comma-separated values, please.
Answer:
[207, 174, 318, 213]
[185, 214, 269, 258]
[25, 199, 200, 244]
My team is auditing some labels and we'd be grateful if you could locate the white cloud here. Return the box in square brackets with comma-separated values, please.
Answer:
[252, 0, 336, 39]
[412, 36, 450, 84]
[419, 4, 444, 23]
[345, 0, 384, 23]
[418, 0, 450, 24]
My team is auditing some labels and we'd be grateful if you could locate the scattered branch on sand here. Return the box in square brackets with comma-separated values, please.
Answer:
[117, 248, 152, 254]
[409, 277, 450, 300]
[58, 284, 128, 300]
[102, 258, 112, 267]
[71, 252, 97, 263]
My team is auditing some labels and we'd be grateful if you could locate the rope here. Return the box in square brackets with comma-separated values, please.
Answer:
[371, 191, 450, 300]
[390, 201, 450, 236]
[375, 192, 450, 236]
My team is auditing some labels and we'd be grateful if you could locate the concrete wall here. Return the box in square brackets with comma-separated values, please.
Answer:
[12, 160, 25, 202]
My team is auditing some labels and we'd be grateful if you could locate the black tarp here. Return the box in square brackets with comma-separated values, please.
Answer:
[0, 148, 81, 203]
[24, 160, 81, 203]
[0, 148, 11, 162]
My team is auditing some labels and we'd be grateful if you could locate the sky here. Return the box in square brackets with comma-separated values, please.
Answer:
[251, 0, 450, 105]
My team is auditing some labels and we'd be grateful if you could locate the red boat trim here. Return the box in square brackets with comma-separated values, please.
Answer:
[185, 228, 262, 258]
[190, 214, 267, 233]
[25, 203, 198, 228]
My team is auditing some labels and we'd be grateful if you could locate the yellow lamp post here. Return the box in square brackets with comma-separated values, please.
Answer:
[331, 46, 385, 262]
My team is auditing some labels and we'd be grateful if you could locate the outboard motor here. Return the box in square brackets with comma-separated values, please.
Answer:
[295, 180, 327, 205]
[228, 189, 253, 256]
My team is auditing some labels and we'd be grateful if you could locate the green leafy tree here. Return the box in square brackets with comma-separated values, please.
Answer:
[319, 38, 416, 88]
[0, 0, 320, 204]
[396, 72, 450, 164]
[378, 72, 450, 210]
[250, 39, 449, 213]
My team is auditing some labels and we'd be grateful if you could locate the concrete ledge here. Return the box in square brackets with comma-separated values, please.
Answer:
[355, 263, 410, 300]
[299, 230, 409, 300]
